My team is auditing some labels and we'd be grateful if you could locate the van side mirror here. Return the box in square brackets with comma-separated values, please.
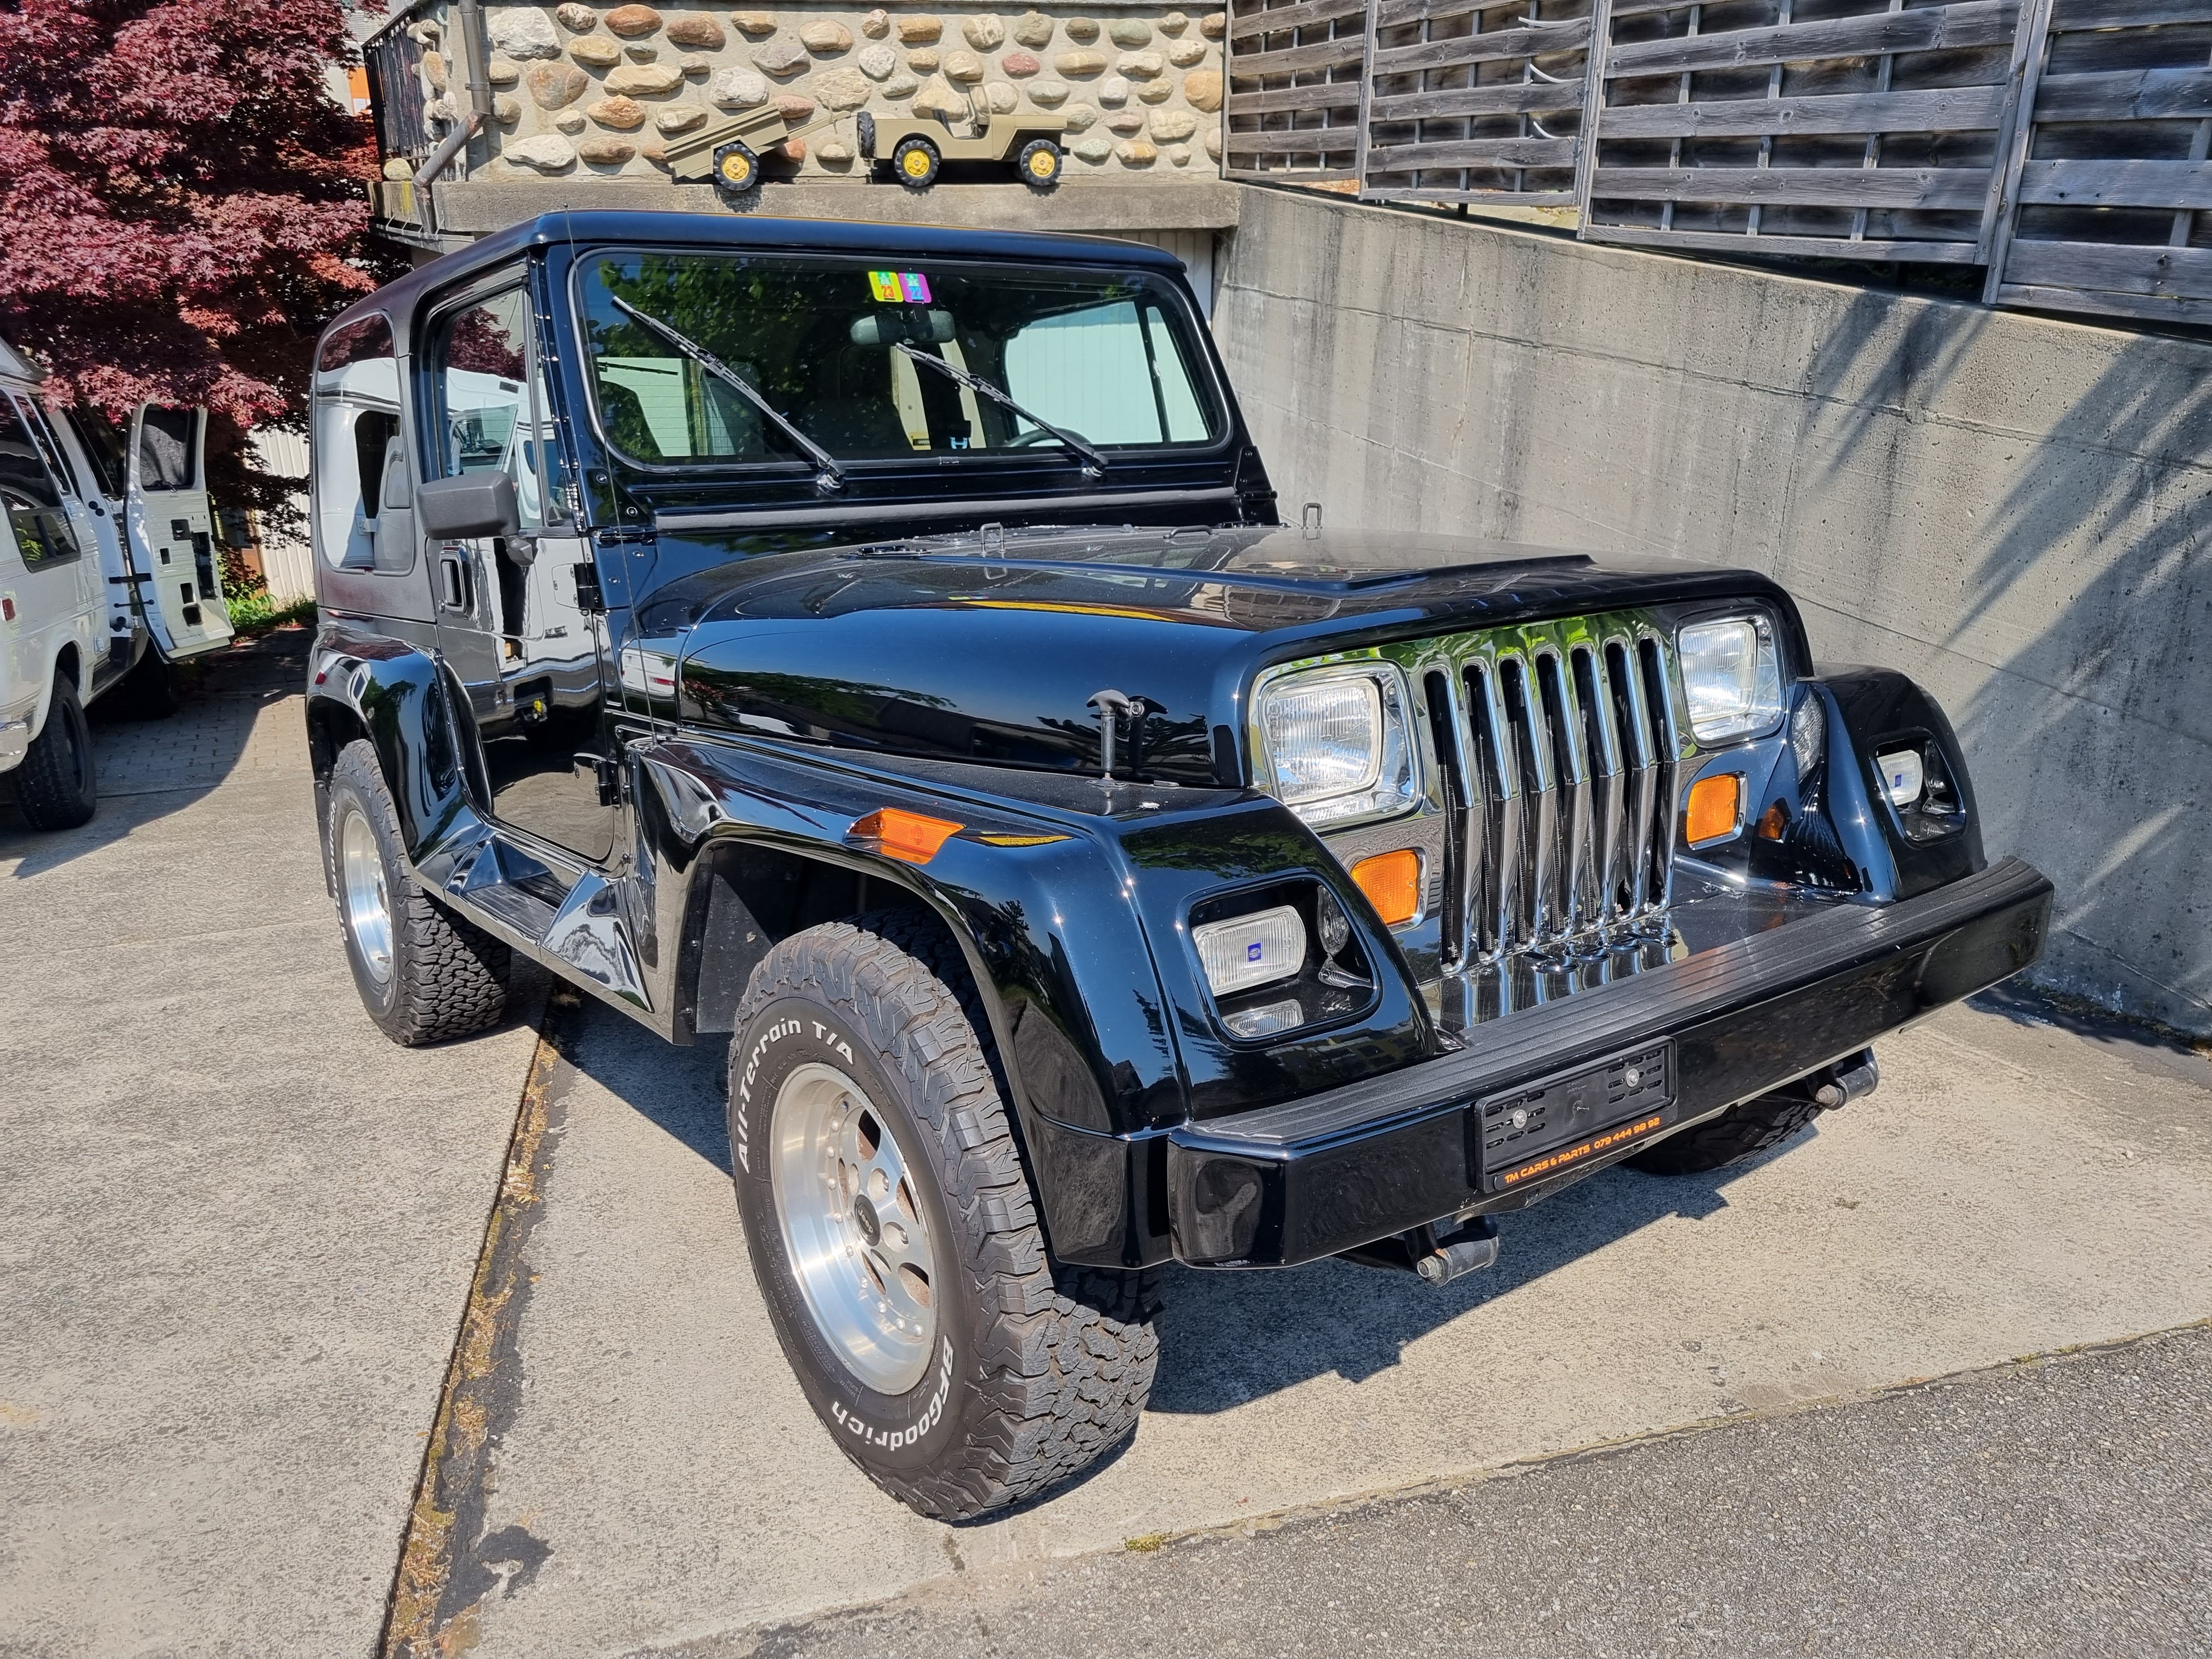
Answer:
[417, 472, 519, 540]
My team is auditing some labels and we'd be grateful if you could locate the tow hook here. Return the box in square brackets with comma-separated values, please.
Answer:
[1808, 1049, 1880, 1110]
[1339, 1214, 1500, 1286]
[1415, 1216, 1500, 1285]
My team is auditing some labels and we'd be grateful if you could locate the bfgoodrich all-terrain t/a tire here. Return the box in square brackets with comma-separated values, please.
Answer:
[729, 912, 1161, 1521]
[325, 739, 510, 1046]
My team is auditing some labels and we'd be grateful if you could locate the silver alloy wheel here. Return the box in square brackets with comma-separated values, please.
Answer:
[339, 806, 394, 986]
[770, 1061, 939, 1395]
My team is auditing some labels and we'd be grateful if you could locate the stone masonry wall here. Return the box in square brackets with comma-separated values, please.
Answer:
[399, 2, 1227, 182]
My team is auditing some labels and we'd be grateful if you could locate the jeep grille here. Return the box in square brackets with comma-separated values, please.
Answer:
[1416, 613, 1684, 967]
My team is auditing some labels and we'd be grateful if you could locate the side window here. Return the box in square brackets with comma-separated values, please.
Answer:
[20, 402, 82, 500]
[63, 407, 126, 499]
[0, 395, 79, 568]
[312, 314, 407, 572]
[429, 289, 549, 532]
[137, 407, 199, 490]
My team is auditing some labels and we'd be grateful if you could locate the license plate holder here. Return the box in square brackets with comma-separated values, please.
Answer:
[1474, 1041, 1675, 1194]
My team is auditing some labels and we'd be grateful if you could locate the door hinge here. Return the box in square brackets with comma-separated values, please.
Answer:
[572, 561, 606, 615]
[577, 751, 621, 806]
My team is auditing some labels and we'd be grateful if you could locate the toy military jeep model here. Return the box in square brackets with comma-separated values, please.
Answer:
[857, 101, 1068, 190]
[303, 211, 2051, 1520]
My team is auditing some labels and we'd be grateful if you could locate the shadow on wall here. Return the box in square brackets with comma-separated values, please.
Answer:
[1797, 297, 2212, 1030]
[1214, 188, 2211, 1035]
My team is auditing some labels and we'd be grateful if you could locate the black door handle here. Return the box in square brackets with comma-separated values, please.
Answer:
[437, 546, 474, 614]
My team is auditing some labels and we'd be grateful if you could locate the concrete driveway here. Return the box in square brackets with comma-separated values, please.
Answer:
[3, 637, 2209, 1657]
[0, 636, 546, 1657]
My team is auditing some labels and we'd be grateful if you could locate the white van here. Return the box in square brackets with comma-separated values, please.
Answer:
[0, 338, 233, 828]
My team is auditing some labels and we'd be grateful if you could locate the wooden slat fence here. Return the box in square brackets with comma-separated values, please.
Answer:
[1361, 0, 1605, 206]
[1225, 0, 1373, 181]
[1579, 0, 2029, 264]
[1985, 0, 2212, 320]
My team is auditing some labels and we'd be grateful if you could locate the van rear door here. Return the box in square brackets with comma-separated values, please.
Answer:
[125, 405, 234, 656]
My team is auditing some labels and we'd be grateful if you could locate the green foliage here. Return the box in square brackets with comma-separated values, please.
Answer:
[224, 588, 317, 636]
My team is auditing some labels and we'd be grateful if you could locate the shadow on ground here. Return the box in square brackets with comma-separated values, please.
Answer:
[556, 994, 1778, 1417]
[0, 628, 312, 878]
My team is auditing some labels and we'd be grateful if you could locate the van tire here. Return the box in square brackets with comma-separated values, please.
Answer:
[117, 648, 182, 720]
[14, 673, 97, 830]
[727, 912, 1161, 1520]
[325, 739, 509, 1045]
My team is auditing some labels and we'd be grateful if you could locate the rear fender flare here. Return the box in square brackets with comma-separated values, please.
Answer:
[306, 633, 472, 865]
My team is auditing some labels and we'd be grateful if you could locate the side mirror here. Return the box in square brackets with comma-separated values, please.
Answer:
[417, 472, 519, 540]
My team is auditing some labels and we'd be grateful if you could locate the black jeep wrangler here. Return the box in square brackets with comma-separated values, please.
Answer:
[305, 211, 2050, 1520]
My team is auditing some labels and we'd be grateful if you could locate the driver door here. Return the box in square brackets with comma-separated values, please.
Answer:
[125, 405, 234, 656]
[424, 281, 618, 865]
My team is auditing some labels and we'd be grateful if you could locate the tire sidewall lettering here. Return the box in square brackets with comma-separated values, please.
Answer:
[729, 990, 974, 1471]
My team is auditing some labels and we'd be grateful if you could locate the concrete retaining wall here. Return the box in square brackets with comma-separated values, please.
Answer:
[1214, 184, 2211, 1035]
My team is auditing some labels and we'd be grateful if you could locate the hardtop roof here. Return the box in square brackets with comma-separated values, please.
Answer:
[320, 210, 1189, 348]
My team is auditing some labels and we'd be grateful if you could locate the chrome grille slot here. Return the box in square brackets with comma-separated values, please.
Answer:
[1463, 659, 1520, 959]
[1424, 613, 1682, 967]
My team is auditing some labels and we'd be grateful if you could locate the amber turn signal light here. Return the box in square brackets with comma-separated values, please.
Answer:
[1350, 849, 1422, 927]
[1685, 774, 1741, 844]
[850, 807, 963, 865]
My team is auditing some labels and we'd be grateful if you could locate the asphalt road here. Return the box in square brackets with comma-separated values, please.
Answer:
[3, 635, 2209, 1658]
[723, 1325, 2212, 1659]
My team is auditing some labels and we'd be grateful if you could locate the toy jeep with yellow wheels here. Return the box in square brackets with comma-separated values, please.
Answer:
[857, 103, 1068, 190]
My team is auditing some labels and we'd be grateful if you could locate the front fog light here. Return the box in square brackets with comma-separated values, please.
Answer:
[1876, 748, 1924, 808]
[1193, 905, 1306, 996]
[1223, 998, 1304, 1040]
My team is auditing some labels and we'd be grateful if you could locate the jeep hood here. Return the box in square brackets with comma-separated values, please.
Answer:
[656, 524, 1793, 786]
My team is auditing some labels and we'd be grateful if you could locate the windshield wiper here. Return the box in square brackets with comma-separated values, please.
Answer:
[892, 343, 1109, 481]
[608, 296, 845, 494]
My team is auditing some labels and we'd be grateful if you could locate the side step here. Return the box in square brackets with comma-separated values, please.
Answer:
[452, 837, 571, 943]
[438, 830, 654, 1014]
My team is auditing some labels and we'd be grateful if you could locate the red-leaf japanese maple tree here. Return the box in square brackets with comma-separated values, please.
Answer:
[0, 0, 403, 527]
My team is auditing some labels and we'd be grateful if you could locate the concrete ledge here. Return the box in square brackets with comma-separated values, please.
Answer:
[433, 177, 1240, 238]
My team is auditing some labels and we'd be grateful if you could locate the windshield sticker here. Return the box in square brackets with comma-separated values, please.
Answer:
[868, 270, 933, 304]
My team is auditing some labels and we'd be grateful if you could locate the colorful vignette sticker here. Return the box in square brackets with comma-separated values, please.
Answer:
[867, 270, 933, 304]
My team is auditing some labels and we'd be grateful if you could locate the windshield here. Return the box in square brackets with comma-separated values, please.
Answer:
[577, 251, 1221, 468]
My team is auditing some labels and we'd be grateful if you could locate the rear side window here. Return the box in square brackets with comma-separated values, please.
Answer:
[137, 407, 199, 490]
[0, 396, 79, 567]
[63, 407, 126, 499]
[312, 313, 407, 571]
